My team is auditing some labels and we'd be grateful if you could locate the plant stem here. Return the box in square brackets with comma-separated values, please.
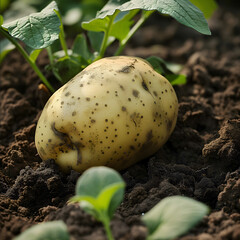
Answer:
[54, 10, 69, 57]
[114, 10, 154, 56]
[102, 218, 114, 240]
[0, 27, 55, 92]
[97, 11, 119, 60]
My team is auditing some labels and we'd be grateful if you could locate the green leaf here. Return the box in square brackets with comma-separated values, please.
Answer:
[87, 31, 104, 52]
[2, 1, 61, 49]
[72, 34, 92, 62]
[110, 10, 138, 41]
[146, 56, 186, 85]
[13, 221, 70, 240]
[29, 49, 42, 63]
[166, 74, 186, 86]
[142, 196, 209, 240]
[0, 38, 15, 64]
[190, 0, 218, 19]
[73, 166, 125, 220]
[52, 55, 83, 84]
[82, 9, 138, 42]
[97, 182, 125, 218]
[93, 0, 211, 35]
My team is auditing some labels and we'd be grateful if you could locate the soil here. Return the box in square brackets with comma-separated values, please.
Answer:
[1, 2, 240, 240]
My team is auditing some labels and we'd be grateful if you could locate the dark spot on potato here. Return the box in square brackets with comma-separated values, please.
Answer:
[122, 106, 127, 112]
[153, 91, 158, 97]
[40, 147, 46, 155]
[80, 84, 83, 87]
[167, 119, 173, 131]
[48, 139, 52, 143]
[146, 130, 153, 141]
[128, 98, 131, 101]
[119, 85, 125, 90]
[130, 145, 135, 150]
[132, 89, 139, 97]
[86, 97, 90, 101]
[65, 92, 70, 97]
[72, 111, 76, 116]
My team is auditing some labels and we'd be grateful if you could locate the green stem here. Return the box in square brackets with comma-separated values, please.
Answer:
[96, 11, 119, 60]
[102, 218, 114, 240]
[114, 10, 154, 56]
[0, 27, 55, 92]
[54, 10, 69, 57]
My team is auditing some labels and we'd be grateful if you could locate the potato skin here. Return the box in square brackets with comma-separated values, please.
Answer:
[35, 56, 178, 172]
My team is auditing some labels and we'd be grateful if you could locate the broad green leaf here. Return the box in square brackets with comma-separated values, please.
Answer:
[88, 31, 104, 52]
[110, 9, 138, 41]
[190, 0, 218, 19]
[82, 15, 111, 32]
[94, 0, 211, 35]
[2, 1, 61, 49]
[72, 34, 92, 61]
[0, 38, 15, 64]
[142, 196, 209, 240]
[166, 74, 186, 86]
[14, 221, 70, 240]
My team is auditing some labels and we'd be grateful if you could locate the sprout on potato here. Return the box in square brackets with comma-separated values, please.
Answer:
[35, 56, 178, 173]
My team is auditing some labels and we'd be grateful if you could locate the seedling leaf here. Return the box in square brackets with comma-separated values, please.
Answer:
[90, 0, 211, 35]
[13, 221, 70, 240]
[72, 166, 125, 220]
[2, 1, 61, 49]
[142, 196, 209, 240]
[97, 182, 125, 217]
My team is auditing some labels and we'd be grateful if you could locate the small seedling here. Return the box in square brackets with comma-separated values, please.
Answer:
[14, 167, 209, 240]
[13, 221, 70, 240]
[0, 0, 214, 91]
[69, 166, 126, 240]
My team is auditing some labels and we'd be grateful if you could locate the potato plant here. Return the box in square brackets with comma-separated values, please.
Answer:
[0, 0, 212, 91]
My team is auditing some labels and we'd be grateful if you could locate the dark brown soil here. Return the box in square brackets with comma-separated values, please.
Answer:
[1, 2, 240, 240]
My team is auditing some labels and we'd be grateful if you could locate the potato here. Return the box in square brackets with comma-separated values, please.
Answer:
[35, 56, 178, 173]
